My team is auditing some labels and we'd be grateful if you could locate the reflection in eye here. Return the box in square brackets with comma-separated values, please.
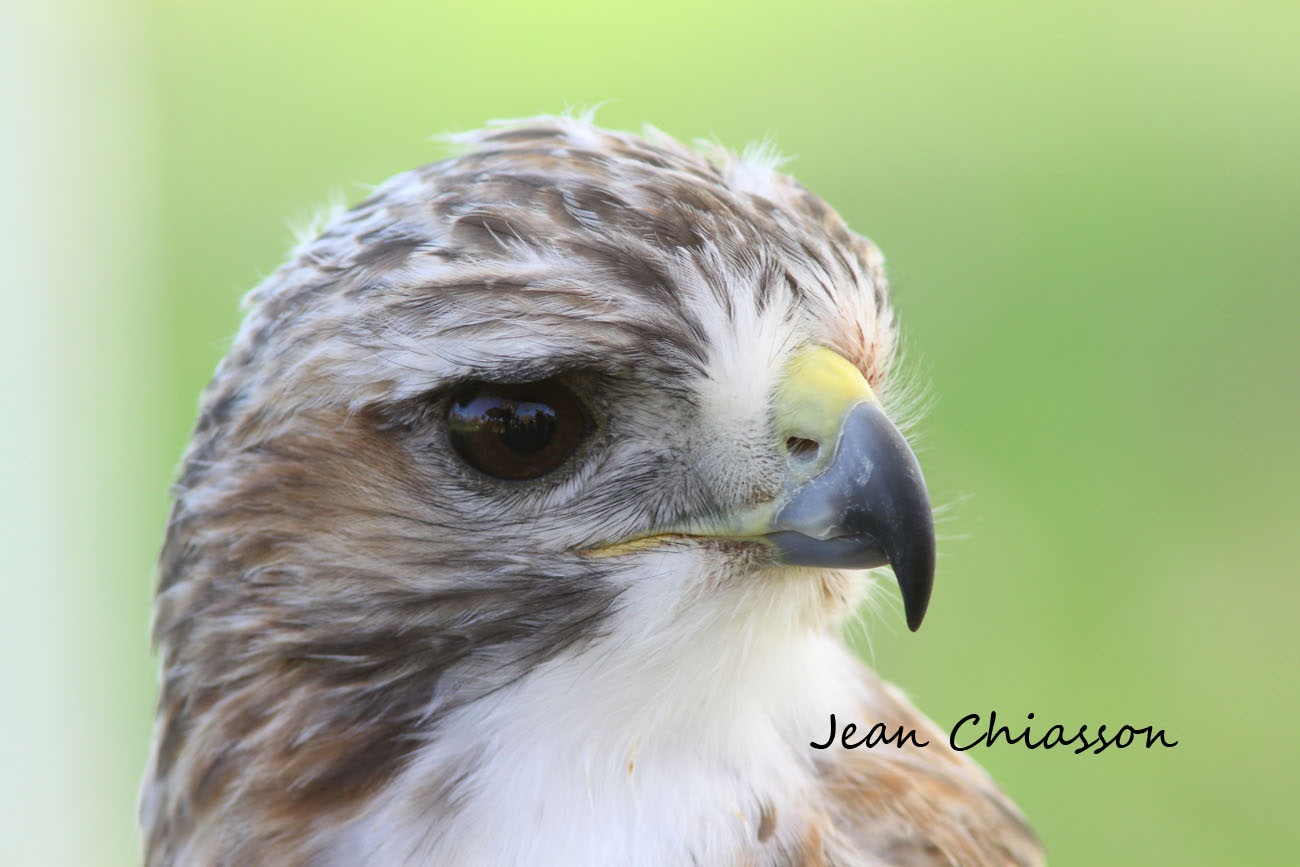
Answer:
[447, 380, 589, 480]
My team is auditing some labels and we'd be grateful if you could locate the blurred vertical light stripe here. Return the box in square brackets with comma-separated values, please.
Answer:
[0, 0, 161, 864]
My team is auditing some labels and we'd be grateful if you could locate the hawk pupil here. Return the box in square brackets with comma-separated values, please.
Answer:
[498, 400, 555, 454]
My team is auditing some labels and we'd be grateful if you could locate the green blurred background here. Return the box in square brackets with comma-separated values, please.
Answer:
[3, 0, 1297, 864]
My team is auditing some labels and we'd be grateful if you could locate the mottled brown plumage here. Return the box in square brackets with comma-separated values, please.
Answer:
[142, 116, 1042, 865]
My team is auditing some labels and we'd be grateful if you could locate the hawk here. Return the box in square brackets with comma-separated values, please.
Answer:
[141, 116, 1043, 865]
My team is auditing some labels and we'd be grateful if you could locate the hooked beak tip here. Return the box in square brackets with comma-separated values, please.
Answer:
[897, 553, 934, 632]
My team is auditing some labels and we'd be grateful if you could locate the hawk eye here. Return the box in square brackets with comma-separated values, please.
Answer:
[447, 380, 589, 480]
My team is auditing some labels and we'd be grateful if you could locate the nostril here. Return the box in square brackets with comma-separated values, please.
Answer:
[785, 436, 821, 462]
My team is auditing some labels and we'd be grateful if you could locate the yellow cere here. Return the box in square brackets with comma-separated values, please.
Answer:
[772, 346, 876, 458]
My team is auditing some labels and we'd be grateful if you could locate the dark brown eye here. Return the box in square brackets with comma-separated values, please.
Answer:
[447, 380, 590, 480]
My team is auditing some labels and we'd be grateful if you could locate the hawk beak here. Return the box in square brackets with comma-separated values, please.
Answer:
[764, 347, 935, 631]
[585, 346, 935, 631]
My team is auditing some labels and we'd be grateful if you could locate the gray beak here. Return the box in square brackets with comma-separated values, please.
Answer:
[767, 402, 936, 631]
